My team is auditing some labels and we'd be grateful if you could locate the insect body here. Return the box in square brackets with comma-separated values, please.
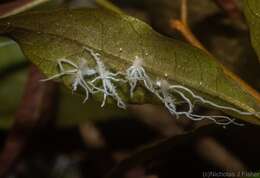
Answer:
[41, 58, 96, 102]
[85, 47, 126, 109]
[126, 56, 154, 97]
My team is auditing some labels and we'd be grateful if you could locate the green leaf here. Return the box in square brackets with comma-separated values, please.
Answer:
[243, 0, 260, 62]
[0, 9, 259, 124]
[0, 36, 26, 71]
[96, 0, 123, 14]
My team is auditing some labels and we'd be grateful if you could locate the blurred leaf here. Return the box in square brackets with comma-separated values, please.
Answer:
[0, 36, 27, 128]
[0, 68, 28, 128]
[243, 0, 260, 62]
[0, 36, 26, 71]
[96, 0, 123, 14]
[0, 9, 259, 124]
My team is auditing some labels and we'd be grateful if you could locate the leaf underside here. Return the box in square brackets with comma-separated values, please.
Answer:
[0, 8, 259, 124]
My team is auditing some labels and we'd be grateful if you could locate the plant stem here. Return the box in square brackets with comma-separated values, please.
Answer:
[170, 0, 260, 103]
[0, 65, 58, 177]
[0, 0, 50, 18]
[96, 0, 123, 14]
[170, 19, 207, 52]
[181, 0, 188, 25]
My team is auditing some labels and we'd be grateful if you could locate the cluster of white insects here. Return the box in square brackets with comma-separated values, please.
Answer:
[41, 48, 259, 126]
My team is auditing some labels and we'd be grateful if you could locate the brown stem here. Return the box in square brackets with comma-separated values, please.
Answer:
[0, 65, 58, 177]
[170, 20, 207, 52]
[0, 0, 49, 18]
[169, 19, 260, 104]
[181, 0, 188, 25]
[196, 137, 246, 172]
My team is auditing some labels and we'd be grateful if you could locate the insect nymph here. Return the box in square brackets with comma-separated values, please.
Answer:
[85, 47, 126, 109]
[41, 58, 96, 102]
[41, 48, 259, 126]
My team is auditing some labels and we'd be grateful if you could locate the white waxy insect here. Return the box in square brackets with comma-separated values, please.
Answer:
[169, 85, 259, 117]
[155, 80, 243, 126]
[41, 48, 258, 126]
[41, 58, 96, 103]
[84, 47, 126, 109]
[126, 56, 154, 97]
[155, 80, 193, 119]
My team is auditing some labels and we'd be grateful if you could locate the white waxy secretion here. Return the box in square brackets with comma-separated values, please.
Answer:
[41, 48, 259, 126]
[41, 58, 96, 103]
